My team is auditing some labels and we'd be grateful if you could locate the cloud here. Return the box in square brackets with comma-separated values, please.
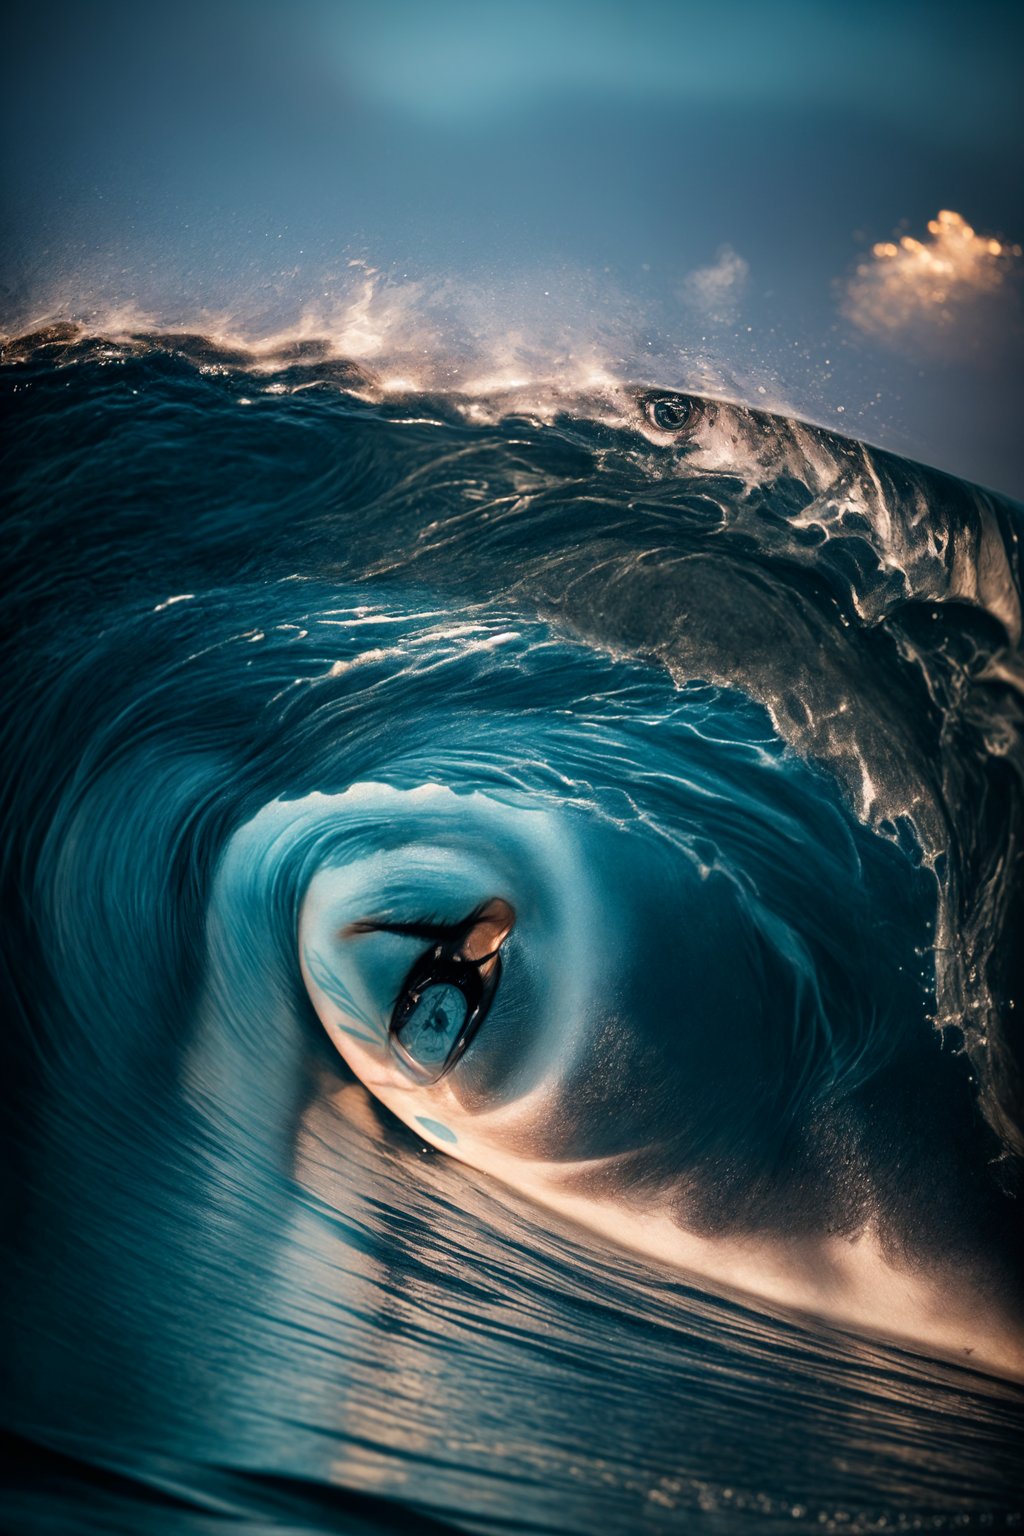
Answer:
[842, 210, 1021, 352]
[679, 246, 749, 326]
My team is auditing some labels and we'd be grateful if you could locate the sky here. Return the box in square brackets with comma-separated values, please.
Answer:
[3, 0, 1023, 492]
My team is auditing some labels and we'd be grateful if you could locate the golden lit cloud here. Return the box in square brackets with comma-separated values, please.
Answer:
[843, 210, 1021, 348]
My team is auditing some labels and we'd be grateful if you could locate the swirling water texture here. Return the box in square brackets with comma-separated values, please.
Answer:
[1, 328, 1023, 1533]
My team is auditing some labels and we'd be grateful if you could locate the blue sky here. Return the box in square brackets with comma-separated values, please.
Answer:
[4, 0, 1022, 490]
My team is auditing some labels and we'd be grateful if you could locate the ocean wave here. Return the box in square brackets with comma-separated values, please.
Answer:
[2, 329, 1022, 1532]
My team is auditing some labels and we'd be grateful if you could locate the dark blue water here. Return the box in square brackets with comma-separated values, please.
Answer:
[2, 325, 1023, 1534]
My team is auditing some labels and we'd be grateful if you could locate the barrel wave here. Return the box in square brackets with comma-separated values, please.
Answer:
[2, 325, 1023, 1534]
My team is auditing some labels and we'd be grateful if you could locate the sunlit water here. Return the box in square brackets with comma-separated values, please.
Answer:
[2, 326, 1023, 1534]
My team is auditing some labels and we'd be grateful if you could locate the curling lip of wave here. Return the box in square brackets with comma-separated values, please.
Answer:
[9, 319, 1016, 651]
[0, 311, 822, 440]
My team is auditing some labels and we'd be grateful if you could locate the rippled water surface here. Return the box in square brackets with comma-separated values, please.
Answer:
[2, 328, 1023, 1534]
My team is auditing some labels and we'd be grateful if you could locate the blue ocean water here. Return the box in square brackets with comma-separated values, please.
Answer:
[1, 326, 1023, 1533]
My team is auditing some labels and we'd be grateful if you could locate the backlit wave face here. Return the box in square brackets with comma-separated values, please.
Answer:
[3, 336, 1024, 1532]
